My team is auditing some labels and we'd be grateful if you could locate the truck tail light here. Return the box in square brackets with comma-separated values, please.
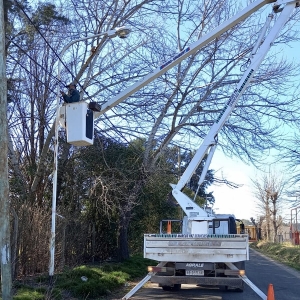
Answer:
[224, 269, 246, 276]
[148, 266, 167, 273]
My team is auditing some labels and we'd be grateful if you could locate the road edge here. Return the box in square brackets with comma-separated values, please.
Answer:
[249, 247, 300, 279]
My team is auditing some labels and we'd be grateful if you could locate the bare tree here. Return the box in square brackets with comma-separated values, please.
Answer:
[87, 0, 300, 253]
[5, 0, 300, 270]
[5, 3, 71, 276]
[252, 168, 286, 242]
[279, 128, 300, 192]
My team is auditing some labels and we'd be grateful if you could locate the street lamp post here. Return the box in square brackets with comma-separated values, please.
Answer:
[49, 27, 130, 280]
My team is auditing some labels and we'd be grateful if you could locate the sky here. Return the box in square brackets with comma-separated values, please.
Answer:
[207, 149, 259, 221]
[207, 147, 296, 223]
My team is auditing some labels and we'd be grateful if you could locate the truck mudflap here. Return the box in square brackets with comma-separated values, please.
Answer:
[150, 275, 244, 289]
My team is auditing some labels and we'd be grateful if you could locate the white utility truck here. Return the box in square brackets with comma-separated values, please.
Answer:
[142, 0, 298, 294]
[122, 0, 299, 299]
[56, 0, 299, 298]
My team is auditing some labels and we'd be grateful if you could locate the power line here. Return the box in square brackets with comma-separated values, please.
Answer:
[12, 1, 106, 102]
[13, 0, 79, 87]
[12, 0, 141, 149]
[7, 38, 64, 89]
[9, 38, 133, 147]
[8, 56, 57, 99]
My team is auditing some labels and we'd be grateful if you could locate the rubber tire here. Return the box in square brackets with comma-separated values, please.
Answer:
[232, 261, 245, 292]
[162, 284, 181, 291]
[219, 285, 228, 291]
[235, 283, 244, 293]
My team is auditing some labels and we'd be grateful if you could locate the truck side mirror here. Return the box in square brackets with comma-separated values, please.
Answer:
[240, 223, 245, 234]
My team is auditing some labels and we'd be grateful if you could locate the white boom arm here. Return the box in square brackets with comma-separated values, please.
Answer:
[172, 1, 297, 218]
[94, 0, 276, 118]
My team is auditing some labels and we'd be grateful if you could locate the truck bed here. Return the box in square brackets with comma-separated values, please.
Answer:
[144, 234, 249, 263]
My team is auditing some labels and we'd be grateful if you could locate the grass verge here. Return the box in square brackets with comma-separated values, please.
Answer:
[9, 255, 156, 300]
[250, 241, 300, 271]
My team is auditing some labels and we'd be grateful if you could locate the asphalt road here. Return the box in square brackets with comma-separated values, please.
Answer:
[124, 248, 300, 300]
[245, 248, 300, 300]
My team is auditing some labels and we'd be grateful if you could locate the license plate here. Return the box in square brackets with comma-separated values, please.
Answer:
[186, 270, 204, 276]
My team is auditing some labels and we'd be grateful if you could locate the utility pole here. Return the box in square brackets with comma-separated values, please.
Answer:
[0, 0, 12, 299]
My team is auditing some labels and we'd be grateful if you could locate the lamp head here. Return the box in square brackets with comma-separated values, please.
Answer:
[115, 26, 131, 38]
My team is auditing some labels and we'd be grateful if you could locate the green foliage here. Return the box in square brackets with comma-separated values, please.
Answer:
[12, 284, 62, 300]
[182, 186, 205, 207]
[4, 0, 29, 35]
[128, 171, 178, 251]
[54, 266, 124, 298]
[72, 136, 147, 259]
[127, 145, 216, 252]
[49, 288, 62, 299]
[32, 3, 69, 26]
[183, 150, 215, 205]
[117, 254, 156, 279]
[12, 255, 154, 299]
[13, 287, 45, 300]
[251, 241, 300, 270]
[55, 255, 153, 299]
[7, 2, 70, 44]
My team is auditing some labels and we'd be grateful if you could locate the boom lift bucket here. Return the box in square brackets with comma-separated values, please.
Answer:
[65, 102, 94, 146]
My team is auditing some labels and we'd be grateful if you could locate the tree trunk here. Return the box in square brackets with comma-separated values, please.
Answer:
[117, 179, 144, 261]
[60, 222, 66, 270]
[0, 0, 12, 296]
[11, 208, 18, 280]
[272, 218, 278, 242]
[92, 222, 96, 263]
[118, 213, 130, 261]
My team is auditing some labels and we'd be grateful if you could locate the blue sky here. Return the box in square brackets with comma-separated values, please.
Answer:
[207, 147, 295, 222]
[207, 150, 259, 220]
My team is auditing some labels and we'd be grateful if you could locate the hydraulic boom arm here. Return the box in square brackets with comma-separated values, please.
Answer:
[171, 1, 298, 218]
[94, 0, 276, 118]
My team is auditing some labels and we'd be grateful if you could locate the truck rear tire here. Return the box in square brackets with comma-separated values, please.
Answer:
[234, 261, 245, 292]
[162, 284, 181, 291]
[219, 285, 228, 291]
[235, 282, 244, 293]
[219, 285, 244, 292]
